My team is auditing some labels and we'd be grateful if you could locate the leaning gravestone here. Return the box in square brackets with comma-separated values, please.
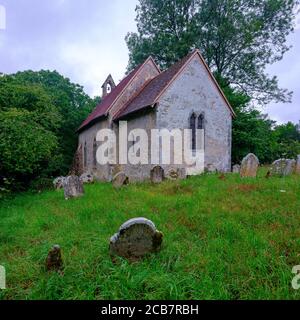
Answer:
[53, 177, 66, 190]
[150, 166, 164, 184]
[232, 164, 240, 173]
[112, 172, 129, 189]
[63, 175, 84, 200]
[271, 159, 296, 177]
[240, 153, 259, 178]
[295, 155, 300, 175]
[109, 218, 163, 261]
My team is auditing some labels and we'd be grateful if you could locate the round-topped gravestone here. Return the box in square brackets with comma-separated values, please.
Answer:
[240, 153, 259, 178]
[150, 166, 164, 184]
[109, 218, 163, 261]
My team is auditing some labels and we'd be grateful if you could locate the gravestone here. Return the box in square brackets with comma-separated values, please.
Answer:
[232, 165, 240, 173]
[63, 175, 84, 200]
[150, 166, 164, 184]
[240, 153, 259, 178]
[206, 164, 217, 173]
[109, 218, 163, 261]
[53, 177, 66, 190]
[165, 168, 186, 180]
[80, 172, 94, 184]
[46, 245, 63, 272]
[112, 172, 129, 189]
[271, 159, 296, 177]
[296, 155, 300, 175]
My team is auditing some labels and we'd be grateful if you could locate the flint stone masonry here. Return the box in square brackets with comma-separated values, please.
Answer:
[109, 218, 163, 261]
[53, 177, 66, 190]
[271, 159, 296, 177]
[112, 172, 129, 188]
[63, 176, 84, 200]
[150, 166, 164, 183]
[296, 155, 300, 175]
[240, 153, 259, 178]
[232, 165, 240, 173]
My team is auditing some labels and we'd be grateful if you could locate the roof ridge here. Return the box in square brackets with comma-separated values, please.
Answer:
[113, 74, 159, 120]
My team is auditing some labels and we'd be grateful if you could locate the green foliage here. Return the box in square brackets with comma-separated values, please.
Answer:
[0, 109, 59, 176]
[0, 172, 299, 299]
[217, 79, 299, 164]
[273, 122, 300, 159]
[126, 0, 298, 104]
[0, 71, 97, 192]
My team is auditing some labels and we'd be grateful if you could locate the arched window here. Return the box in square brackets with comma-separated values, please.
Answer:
[190, 113, 197, 151]
[198, 114, 204, 130]
[93, 138, 97, 167]
[84, 141, 87, 168]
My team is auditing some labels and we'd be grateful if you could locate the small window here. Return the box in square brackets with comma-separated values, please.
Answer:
[84, 142, 87, 168]
[190, 113, 197, 151]
[198, 114, 204, 130]
[93, 138, 97, 167]
[107, 83, 111, 94]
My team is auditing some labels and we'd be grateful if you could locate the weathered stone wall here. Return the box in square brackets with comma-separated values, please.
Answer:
[78, 119, 113, 181]
[115, 110, 157, 182]
[156, 55, 232, 173]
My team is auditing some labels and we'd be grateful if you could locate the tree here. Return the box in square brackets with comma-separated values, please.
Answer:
[126, 0, 299, 104]
[2, 70, 97, 173]
[0, 71, 97, 192]
[222, 83, 278, 164]
[273, 122, 300, 158]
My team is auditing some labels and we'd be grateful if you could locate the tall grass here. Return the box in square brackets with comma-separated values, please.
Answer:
[0, 170, 299, 300]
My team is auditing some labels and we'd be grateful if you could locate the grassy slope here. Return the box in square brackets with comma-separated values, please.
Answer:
[0, 170, 300, 300]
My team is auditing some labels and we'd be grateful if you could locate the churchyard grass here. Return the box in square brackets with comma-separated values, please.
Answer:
[0, 168, 299, 300]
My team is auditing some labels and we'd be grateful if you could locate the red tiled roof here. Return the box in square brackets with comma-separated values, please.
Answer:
[78, 63, 144, 132]
[114, 51, 195, 120]
[115, 49, 235, 119]
[79, 50, 235, 131]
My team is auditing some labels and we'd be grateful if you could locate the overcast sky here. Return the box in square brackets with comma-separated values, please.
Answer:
[0, 0, 299, 124]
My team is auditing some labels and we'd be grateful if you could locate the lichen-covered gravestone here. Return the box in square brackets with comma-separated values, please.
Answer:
[63, 175, 84, 200]
[232, 165, 240, 174]
[109, 218, 163, 261]
[80, 172, 94, 184]
[53, 177, 66, 190]
[150, 166, 164, 184]
[240, 153, 259, 178]
[271, 159, 296, 177]
[295, 155, 300, 175]
[112, 172, 129, 189]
